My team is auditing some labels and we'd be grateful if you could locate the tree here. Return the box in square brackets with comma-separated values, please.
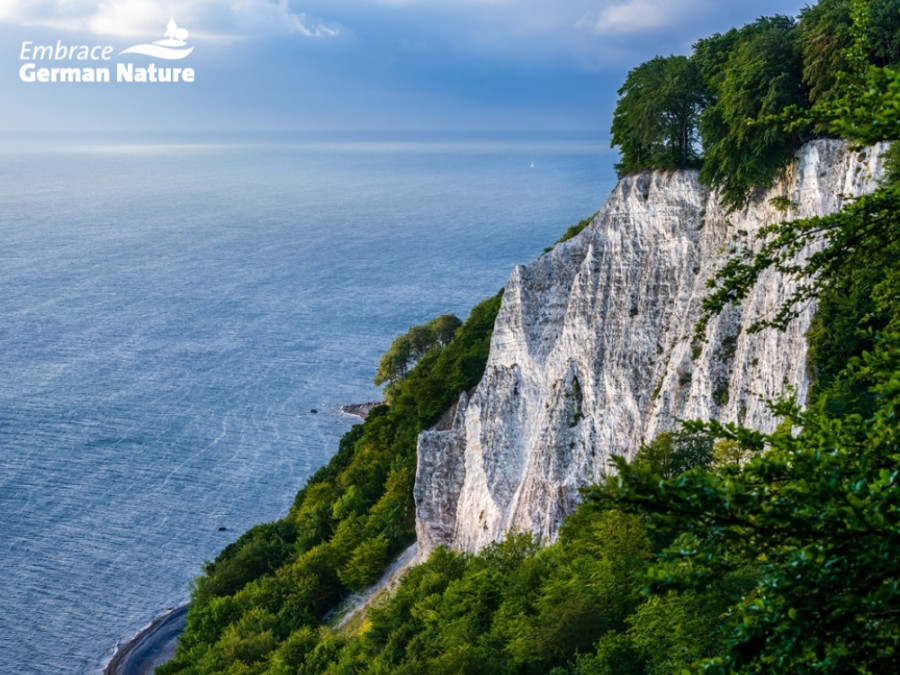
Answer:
[373, 333, 411, 387]
[698, 178, 900, 338]
[866, 0, 900, 66]
[595, 4, 900, 669]
[797, 0, 900, 107]
[594, 340, 900, 673]
[407, 323, 435, 359]
[696, 16, 810, 208]
[431, 313, 462, 347]
[610, 55, 704, 176]
[338, 535, 391, 590]
[373, 314, 463, 391]
[631, 430, 714, 479]
[797, 0, 854, 104]
[161, 299, 500, 674]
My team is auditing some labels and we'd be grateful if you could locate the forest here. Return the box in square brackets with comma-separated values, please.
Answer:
[610, 0, 900, 206]
[159, 1, 900, 672]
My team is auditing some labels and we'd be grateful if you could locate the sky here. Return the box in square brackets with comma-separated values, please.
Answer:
[0, 0, 810, 136]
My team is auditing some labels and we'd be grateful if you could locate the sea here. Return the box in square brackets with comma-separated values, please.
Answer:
[0, 132, 616, 673]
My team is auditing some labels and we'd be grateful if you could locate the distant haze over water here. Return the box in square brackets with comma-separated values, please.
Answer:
[0, 134, 615, 673]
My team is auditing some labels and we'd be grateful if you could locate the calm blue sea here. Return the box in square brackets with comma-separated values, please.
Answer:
[0, 134, 615, 673]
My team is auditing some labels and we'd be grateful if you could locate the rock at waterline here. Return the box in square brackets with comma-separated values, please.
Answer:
[339, 402, 388, 419]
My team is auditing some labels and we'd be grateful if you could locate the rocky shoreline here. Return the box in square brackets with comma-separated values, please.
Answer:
[338, 401, 387, 419]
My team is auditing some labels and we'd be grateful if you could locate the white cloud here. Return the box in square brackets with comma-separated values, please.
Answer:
[0, 0, 338, 40]
[579, 0, 709, 35]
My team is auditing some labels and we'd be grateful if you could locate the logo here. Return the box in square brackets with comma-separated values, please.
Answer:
[120, 19, 194, 60]
[18, 19, 196, 84]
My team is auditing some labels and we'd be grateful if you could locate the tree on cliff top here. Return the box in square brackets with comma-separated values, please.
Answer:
[696, 15, 810, 208]
[610, 55, 704, 176]
[612, 14, 814, 208]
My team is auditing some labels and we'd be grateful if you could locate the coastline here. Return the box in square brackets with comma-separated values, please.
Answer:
[104, 400, 384, 674]
[104, 401, 382, 673]
[338, 401, 386, 419]
[104, 605, 189, 675]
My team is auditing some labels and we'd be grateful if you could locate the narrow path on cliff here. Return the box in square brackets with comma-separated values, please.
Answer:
[326, 542, 419, 633]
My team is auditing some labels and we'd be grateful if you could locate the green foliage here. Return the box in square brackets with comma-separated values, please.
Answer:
[289, 511, 658, 675]
[592, 331, 900, 673]
[698, 174, 900, 337]
[865, 0, 900, 66]
[338, 535, 390, 590]
[608, 4, 900, 205]
[791, 65, 900, 142]
[196, 444, 756, 675]
[596, 7, 900, 670]
[373, 313, 464, 392]
[160, 295, 500, 674]
[798, 0, 855, 104]
[264, 498, 743, 675]
[698, 7, 900, 335]
[806, 258, 887, 415]
[881, 140, 900, 182]
[544, 212, 599, 253]
[431, 313, 464, 347]
[711, 438, 750, 467]
[631, 430, 714, 479]
[696, 16, 810, 208]
[192, 520, 297, 606]
[175, 492, 717, 675]
[578, 562, 754, 675]
[794, 0, 900, 104]
[768, 195, 796, 211]
[394, 294, 501, 426]
[610, 55, 704, 176]
[783, 1, 900, 145]
[373, 333, 411, 388]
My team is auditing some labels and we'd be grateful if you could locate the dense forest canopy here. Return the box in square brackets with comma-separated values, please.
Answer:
[610, 0, 900, 207]
[160, 1, 900, 673]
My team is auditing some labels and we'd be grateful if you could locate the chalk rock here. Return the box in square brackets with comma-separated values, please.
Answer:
[415, 140, 884, 555]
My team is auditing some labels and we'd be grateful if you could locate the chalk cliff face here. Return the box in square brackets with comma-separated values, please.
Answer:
[415, 140, 885, 555]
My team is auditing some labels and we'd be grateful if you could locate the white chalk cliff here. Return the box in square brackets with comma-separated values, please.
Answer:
[415, 140, 885, 555]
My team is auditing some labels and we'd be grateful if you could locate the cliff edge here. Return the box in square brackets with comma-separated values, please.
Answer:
[415, 139, 884, 555]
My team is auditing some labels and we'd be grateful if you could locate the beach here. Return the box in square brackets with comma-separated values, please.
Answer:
[104, 606, 188, 675]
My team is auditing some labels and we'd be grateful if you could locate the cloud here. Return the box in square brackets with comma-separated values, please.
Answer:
[0, 0, 338, 40]
[579, 0, 710, 35]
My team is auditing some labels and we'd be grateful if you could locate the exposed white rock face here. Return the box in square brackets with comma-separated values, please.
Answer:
[415, 140, 885, 555]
